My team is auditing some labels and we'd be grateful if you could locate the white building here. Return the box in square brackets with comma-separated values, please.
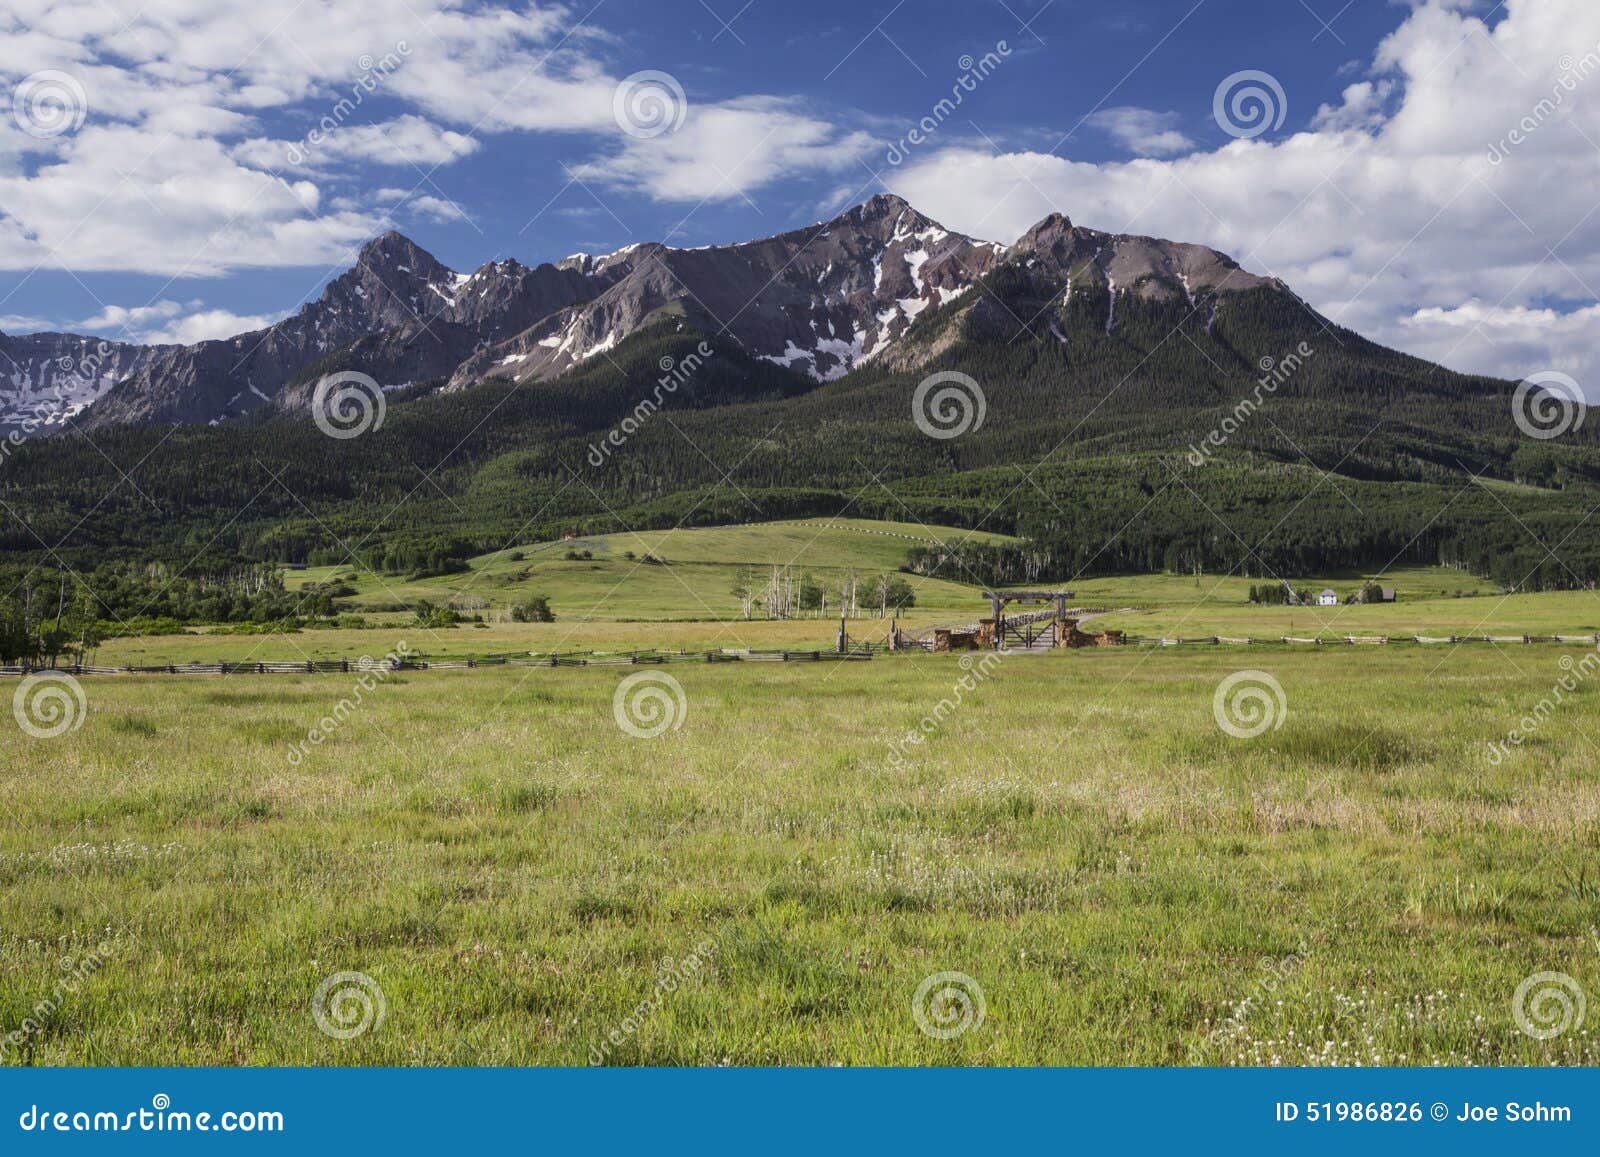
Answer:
[1317, 589, 1339, 606]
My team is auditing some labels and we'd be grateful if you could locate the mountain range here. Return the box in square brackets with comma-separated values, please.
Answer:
[2, 193, 1596, 593]
[5, 194, 1285, 433]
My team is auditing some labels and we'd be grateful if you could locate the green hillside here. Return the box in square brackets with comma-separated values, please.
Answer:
[282, 518, 1020, 623]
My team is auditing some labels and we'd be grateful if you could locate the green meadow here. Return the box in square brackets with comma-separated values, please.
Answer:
[3, 646, 1598, 1066]
[5, 519, 1600, 1066]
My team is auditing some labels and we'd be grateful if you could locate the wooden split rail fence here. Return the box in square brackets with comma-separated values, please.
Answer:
[1144, 634, 1600, 647]
[0, 647, 879, 678]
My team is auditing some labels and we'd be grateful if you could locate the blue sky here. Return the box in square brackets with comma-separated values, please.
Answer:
[2, 0, 1598, 386]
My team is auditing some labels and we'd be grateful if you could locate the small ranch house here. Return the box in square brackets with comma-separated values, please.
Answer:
[1317, 588, 1339, 606]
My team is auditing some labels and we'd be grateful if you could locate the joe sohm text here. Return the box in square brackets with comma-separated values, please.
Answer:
[1273, 1100, 1572, 1125]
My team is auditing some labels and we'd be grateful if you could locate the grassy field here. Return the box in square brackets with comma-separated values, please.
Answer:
[11, 521, 1599, 1067]
[281, 518, 1019, 623]
[86, 547, 1600, 667]
[3, 645, 1598, 1065]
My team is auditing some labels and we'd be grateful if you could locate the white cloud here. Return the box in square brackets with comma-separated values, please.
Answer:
[72, 298, 281, 344]
[1085, 107, 1195, 157]
[0, 1, 618, 275]
[138, 307, 281, 344]
[886, 0, 1600, 389]
[1392, 300, 1600, 384]
[571, 96, 878, 202]
[76, 299, 187, 332]
[235, 115, 481, 172]
[403, 194, 468, 224]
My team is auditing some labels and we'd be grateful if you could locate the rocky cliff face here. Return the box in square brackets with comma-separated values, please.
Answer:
[0, 333, 172, 436]
[83, 232, 640, 428]
[446, 194, 1006, 387]
[22, 195, 1295, 433]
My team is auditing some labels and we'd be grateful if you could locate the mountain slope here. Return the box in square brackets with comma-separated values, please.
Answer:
[82, 232, 647, 428]
[1, 332, 174, 436]
[446, 194, 1004, 387]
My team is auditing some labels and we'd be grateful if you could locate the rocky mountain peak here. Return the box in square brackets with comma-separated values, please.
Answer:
[34, 195, 1296, 434]
[356, 230, 448, 278]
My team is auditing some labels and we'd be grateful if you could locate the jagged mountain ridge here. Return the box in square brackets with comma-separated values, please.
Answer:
[0, 332, 173, 436]
[12, 194, 1302, 433]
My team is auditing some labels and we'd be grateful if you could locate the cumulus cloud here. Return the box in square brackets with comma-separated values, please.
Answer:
[74, 299, 281, 344]
[1085, 107, 1195, 157]
[571, 96, 878, 202]
[0, 1, 623, 275]
[235, 115, 481, 172]
[137, 307, 282, 345]
[886, 0, 1600, 390]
